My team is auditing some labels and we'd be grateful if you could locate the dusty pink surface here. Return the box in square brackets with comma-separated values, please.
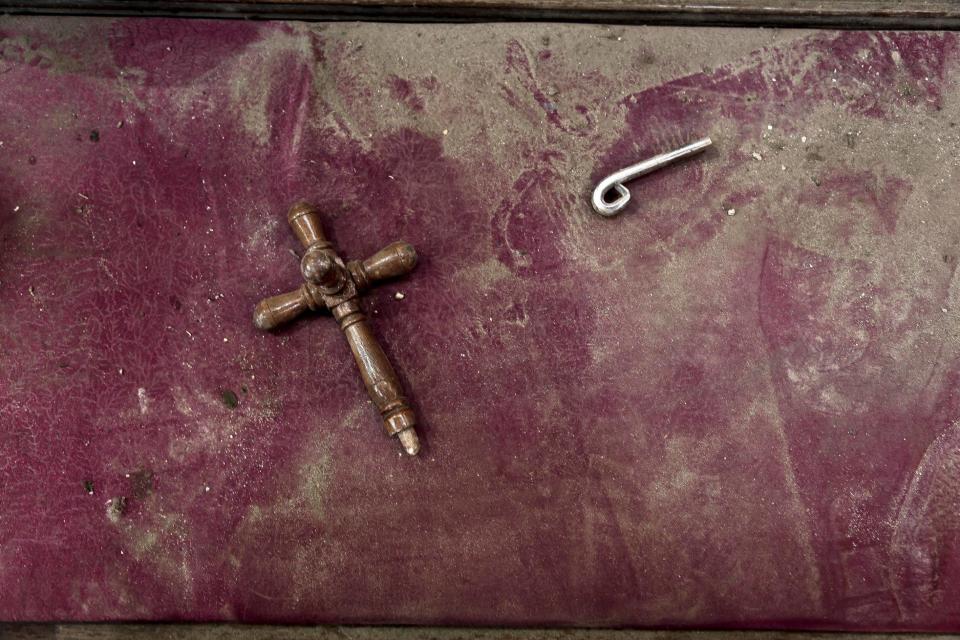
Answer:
[1, 17, 959, 629]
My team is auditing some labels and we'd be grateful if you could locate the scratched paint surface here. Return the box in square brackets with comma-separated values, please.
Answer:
[0, 17, 959, 629]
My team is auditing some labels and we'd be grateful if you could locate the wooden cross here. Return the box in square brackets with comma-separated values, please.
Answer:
[253, 202, 421, 455]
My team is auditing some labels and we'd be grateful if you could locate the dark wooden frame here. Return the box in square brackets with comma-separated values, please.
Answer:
[3, 626, 955, 639]
[1, 0, 960, 29]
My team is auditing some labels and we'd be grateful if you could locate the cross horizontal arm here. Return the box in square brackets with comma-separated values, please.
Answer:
[253, 284, 315, 331]
[350, 241, 418, 292]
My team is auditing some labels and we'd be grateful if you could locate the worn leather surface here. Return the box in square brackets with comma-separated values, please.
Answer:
[1, 17, 959, 629]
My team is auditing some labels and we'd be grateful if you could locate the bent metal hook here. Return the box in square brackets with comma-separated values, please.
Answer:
[591, 137, 713, 217]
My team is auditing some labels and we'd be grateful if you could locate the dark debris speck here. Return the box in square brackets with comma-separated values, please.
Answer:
[83, 480, 94, 494]
[221, 389, 239, 409]
[129, 469, 154, 500]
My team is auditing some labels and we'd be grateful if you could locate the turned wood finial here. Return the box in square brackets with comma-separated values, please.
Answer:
[254, 202, 421, 455]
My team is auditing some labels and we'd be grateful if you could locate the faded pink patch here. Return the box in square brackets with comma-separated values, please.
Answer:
[387, 75, 425, 112]
[503, 39, 593, 136]
[797, 170, 911, 234]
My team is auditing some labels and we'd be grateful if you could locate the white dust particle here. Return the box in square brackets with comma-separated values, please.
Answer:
[727, 208, 736, 216]
[137, 387, 149, 414]
[105, 498, 123, 524]
[394, 292, 405, 300]
[752, 152, 763, 161]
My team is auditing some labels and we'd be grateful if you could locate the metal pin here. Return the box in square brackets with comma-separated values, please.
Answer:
[591, 137, 713, 217]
